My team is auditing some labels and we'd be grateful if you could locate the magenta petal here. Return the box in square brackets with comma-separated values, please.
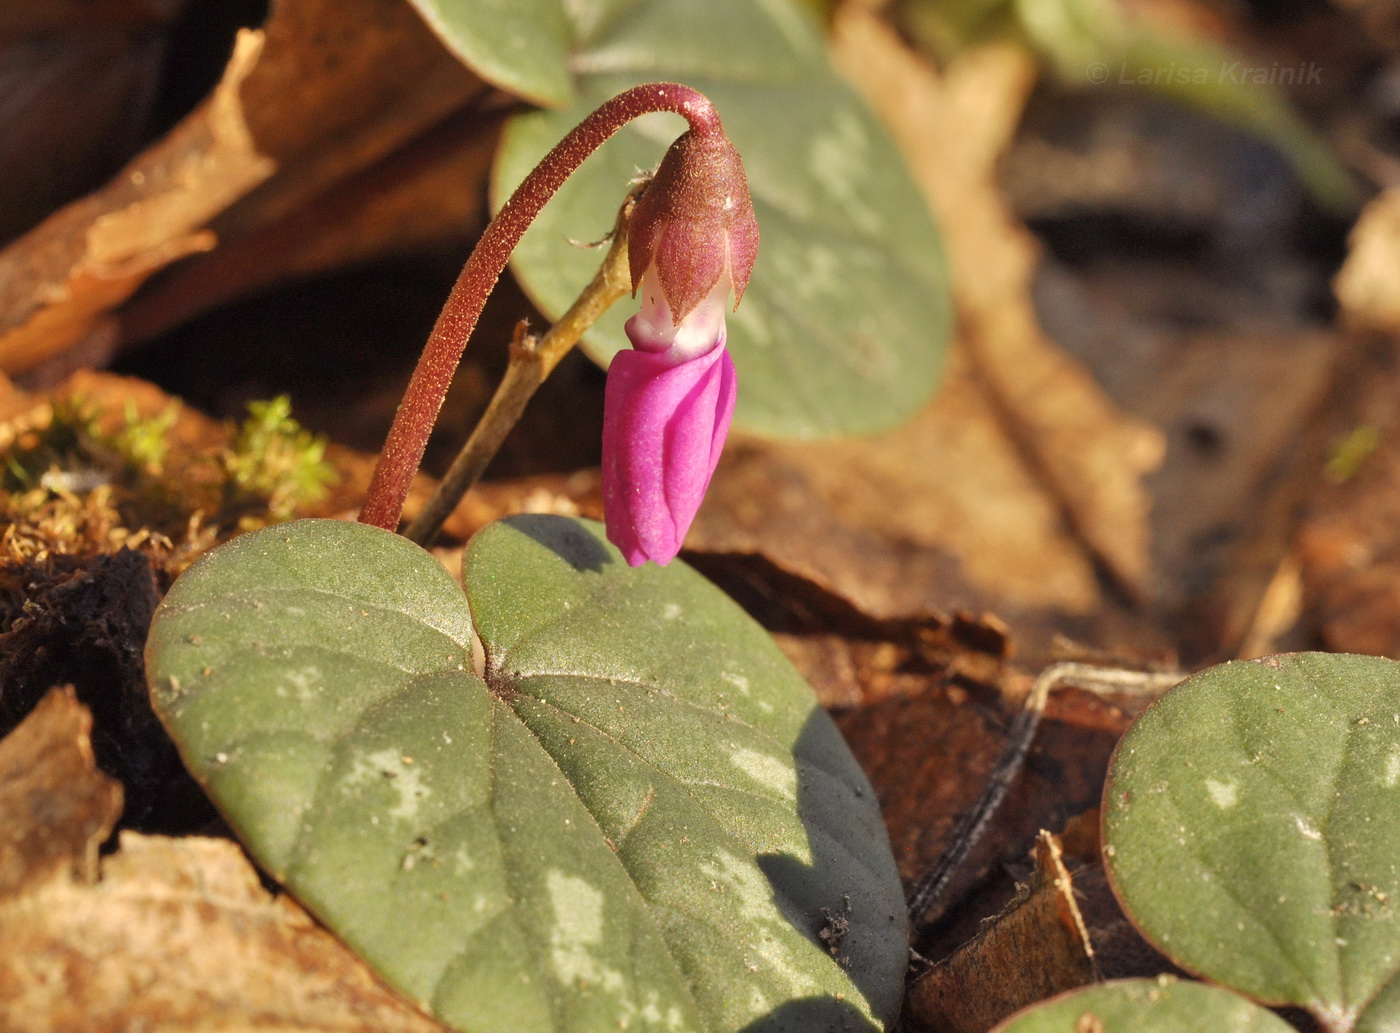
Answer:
[602, 338, 735, 566]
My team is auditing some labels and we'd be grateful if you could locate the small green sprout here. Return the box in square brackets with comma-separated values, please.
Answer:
[1325, 425, 1380, 485]
[218, 396, 336, 526]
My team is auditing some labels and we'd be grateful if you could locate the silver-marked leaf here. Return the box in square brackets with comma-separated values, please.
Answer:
[1104, 653, 1400, 1031]
[145, 517, 908, 1033]
[492, 0, 952, 438]
[989, 978, 1297, 1033]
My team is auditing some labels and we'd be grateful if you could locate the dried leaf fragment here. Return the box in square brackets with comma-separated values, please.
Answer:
[0, 686, 122, 898]
[0, 0, 486, 376]
[905, 832, 1096, 1033]
[1336, 187, 1400, 333]
[0, 832, 448, 1033]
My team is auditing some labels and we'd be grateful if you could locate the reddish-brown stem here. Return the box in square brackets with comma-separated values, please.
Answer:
[358, 82, 723, 531]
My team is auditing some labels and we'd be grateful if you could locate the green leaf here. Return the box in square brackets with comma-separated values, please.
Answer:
[1357, 972, 1400, 1033]
[1103, 653, 1400, 1028]
[145, 517, 908, 1032]
[989, 978, 1297, 1033]
[403, 0, 574, 107]
[492, 0, 952, 438]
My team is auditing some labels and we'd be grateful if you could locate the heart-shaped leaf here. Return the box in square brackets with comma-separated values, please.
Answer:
[1103, 652, 1400, 1030]
[404, 0, 574, 107]
[988, 978, 1297, 1033]
[145, 516, 908, 1032]
[491, 0, 952, 438]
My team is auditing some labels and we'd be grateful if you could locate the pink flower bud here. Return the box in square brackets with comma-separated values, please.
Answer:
[599, 270, 739, 568]
[602, 123, 756, 567]
[602, 270, 737, 566]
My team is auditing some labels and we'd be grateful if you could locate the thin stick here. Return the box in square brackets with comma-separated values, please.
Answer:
[905, 662, 1184, 929]
[403, 194, 637, 546]
[358, 83, 723, 531]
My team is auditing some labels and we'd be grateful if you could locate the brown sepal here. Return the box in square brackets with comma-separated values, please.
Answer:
[628, 129, 759, 322]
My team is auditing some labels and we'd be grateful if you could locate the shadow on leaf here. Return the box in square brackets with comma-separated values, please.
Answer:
[753, 709, 908, 1031]
[502, 512, 613, 572]
[738, 994, 882, 1033]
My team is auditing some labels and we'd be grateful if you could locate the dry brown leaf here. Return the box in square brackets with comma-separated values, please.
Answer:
[111, 0, 493, 346]
[0, 832, 448, 1033]
[1336, 187, 1400, 333]
[829, 11, 1165, 603]
[1139, 329, 1335, 655]
[1031, 248, 1344, 659]
[228, 0, 482, 230]
[904, 832, 1095, 1033]
[0, 686, 123, 899]
[0, 0, 483, 377]
[834, 670, 1137, 893]
[134, 0, 489, 342]
[771, 610, 1010, 710]
[0, 29, 270, 375]
[119, 110, 499, 348]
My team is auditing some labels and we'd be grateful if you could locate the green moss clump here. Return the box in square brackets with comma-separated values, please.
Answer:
[218, 396, 336, 528]
[1, 394, 337, 570]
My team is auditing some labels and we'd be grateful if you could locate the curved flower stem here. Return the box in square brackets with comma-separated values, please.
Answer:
[403, 192, 638, 547]
[359, 83, 723, 531]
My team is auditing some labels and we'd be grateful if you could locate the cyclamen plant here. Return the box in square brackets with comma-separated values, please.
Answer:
[358, 82, 757, 564]
[144, 83, 909, 1033]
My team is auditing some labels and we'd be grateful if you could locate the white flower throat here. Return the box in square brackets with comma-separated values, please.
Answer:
[628, 266, 731, 362]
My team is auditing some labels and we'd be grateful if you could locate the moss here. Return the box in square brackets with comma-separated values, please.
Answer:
[0, 394, 337, 572]
[217, 395, 336, 529]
